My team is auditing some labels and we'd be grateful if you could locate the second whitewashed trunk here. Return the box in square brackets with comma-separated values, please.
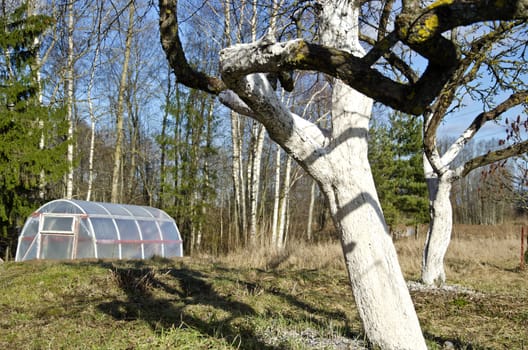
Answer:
[422, 171, 453, 286]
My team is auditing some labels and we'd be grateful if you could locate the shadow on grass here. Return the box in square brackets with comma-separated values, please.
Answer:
[90, 259, 487, 350]
[97, 262, 280, 349]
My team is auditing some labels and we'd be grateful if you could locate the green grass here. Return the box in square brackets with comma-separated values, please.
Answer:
[1, 235, 527, 349]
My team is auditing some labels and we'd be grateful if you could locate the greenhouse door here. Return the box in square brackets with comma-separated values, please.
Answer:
[39, 214, 78, 260]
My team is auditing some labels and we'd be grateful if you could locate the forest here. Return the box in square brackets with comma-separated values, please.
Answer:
[1, 0, 526, 261]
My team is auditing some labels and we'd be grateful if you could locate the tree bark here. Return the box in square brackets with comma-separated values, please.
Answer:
[230, 111, 246, 244]
[110, 1, 135, 203]
[422, 158, 453, 286]
[277, 153, 291, 249]
[271, 145, 281, 247]
[65, 0, 74, 199]
[307, 180, 316, 241]
[248, 121, 265, 245]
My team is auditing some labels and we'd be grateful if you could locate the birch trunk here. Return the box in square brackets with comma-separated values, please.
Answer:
[277, 154, 291, 249]
[246, 0, 263, 246]
[231, 111, 246, 244]
[111, 2, 135, 203]
[158, 69, 171, 207]
[248, 122, 265, 245]
[271, 145, 281, 247]
[306, 180, 316, 241]
[65, 0, 74, 199]
[27, 0, 47, 199]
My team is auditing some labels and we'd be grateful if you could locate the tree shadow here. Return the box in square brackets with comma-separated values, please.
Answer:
[213, 266, 360, 340]
[97, 262, 280, 349]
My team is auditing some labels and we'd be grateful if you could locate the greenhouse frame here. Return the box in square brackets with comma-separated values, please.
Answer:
[15, 199, 183, 261]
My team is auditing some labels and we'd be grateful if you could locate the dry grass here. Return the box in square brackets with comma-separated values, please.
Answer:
[211, 224, 528, 349]
[210, 241, 345, 271]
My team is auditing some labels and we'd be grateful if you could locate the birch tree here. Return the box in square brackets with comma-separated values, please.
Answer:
[110, 1, 135, 203]
[64, 0, 74, 199]
[159, 0, 528, 347]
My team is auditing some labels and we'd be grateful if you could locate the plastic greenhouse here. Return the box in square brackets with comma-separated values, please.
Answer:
[15, 199, 183, 261]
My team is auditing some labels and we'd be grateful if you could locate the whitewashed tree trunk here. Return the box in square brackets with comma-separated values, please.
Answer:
[422, 156, 454, 286]
[219, 0, 427, 346]
[422, 175, 453, 286]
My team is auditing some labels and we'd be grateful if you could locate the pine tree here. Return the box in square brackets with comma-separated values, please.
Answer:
[0, 3, 69, 259]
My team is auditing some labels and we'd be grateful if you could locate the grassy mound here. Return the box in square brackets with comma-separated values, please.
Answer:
[1, 224, 527, 349]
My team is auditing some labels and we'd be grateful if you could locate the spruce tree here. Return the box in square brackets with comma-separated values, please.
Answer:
[389, 112, 428, 225]
[369, 118, 399, 226]
[369, 112, 428, 228]
[0, 3, 69, 259]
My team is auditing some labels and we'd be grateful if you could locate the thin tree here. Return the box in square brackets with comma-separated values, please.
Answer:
[110, 1, 135, 203]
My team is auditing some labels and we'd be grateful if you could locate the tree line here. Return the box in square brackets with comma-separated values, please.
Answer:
[1, 0, 526, 260]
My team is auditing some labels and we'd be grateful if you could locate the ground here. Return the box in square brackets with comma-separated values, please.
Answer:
[0, 224, 526, 349]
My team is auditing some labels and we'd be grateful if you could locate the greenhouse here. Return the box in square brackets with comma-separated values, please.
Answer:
[15, 199, 183, 261]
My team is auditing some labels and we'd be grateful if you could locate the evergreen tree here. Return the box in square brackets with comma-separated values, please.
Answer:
[0, 3, 69, 259]
[389, 112, 428, 225]
[369, 112, 428, 227]
[369, 118, 399, 225]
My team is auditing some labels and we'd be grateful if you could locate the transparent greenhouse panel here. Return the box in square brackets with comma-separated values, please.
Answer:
[23, 239, 39, 260]
[40, 235, 73, 260]
[124, 205, 153, 218]
[159, 221, 182, 257]
[143, 243, 162, 258]
[164, 243, 182, 257]
[76, 219, 95, 259]
[44, 201, 83, 214]
[80, 201, 110, 215]
[138, 220, 162, 258]
[42, 216, 74, 232]
[16, 217, 39, 261]
[115, 219, 142, 259]
[144, 207, 170, 219]
[91, 217, 119, 258]
[103, 203, 132, 216]
[96, 243, 120, 258]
